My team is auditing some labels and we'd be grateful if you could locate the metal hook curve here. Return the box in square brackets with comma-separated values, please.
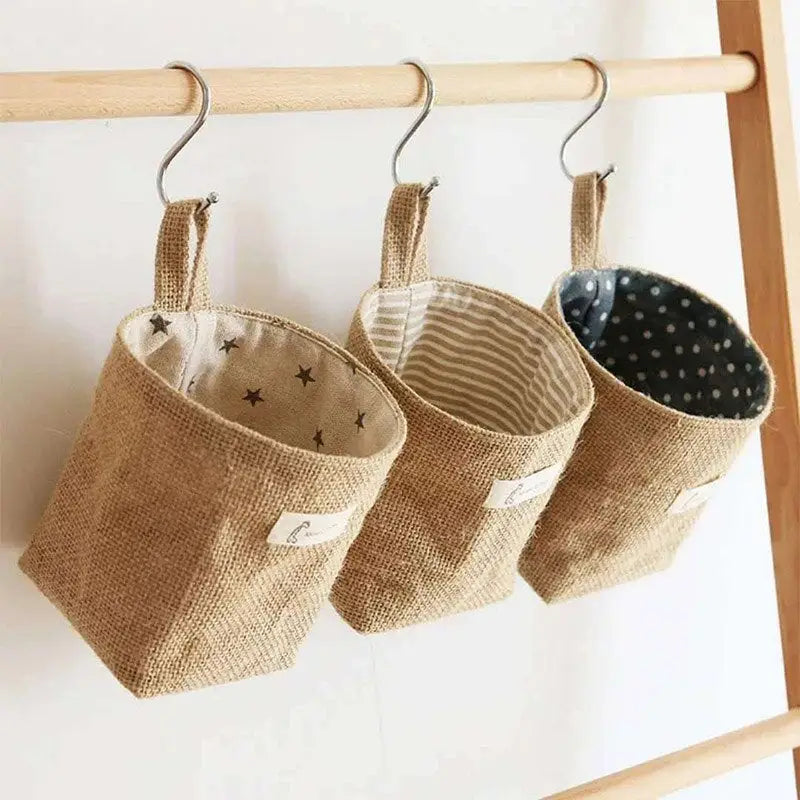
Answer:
[156, 60, 219, 209]
[559, 54, 617, 183]
[392, 58, 440, 197]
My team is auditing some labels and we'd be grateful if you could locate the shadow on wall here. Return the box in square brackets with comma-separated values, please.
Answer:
[0, 549, 97, 698]
[530, 0, 650, 790]
[229, 196, 328, 338]
[0, 180, 97, 548]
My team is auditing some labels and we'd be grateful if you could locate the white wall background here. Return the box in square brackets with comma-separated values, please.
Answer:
[2, 1, 799, 798]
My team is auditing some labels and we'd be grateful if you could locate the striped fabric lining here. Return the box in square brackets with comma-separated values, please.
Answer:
[361, 282, 591, 435]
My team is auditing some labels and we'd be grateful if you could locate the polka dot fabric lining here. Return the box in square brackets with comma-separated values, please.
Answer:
[519, 173, 775, 604]
[559, 267, 771, 419]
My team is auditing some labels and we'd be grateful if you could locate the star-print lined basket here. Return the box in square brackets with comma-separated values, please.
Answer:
[518, 173, 774, 603]
[19, 200, 406, 697]
[330, 184, 594, 633]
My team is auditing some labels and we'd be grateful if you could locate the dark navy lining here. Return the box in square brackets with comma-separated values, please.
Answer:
[559, 268, 770, 419]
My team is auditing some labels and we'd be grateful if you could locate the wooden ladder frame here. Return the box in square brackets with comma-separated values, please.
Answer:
[0, 0, 798, 796]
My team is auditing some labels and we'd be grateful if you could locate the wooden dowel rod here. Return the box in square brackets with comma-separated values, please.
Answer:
[544, 709, 800, 799]
[0, 55, 757, 123]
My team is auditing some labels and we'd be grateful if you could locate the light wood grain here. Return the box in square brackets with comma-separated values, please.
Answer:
[543, 709, 800, 799]
[0, 56, 757, 123]
[718, 1, 800, 795]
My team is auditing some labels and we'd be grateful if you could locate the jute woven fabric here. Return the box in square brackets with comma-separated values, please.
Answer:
[19, 200, 406, 697]
[330, 184, 594, 633]
[518, 172, 774, 603]
[154, 199, 212, 312]
[570, 172, 607, 268]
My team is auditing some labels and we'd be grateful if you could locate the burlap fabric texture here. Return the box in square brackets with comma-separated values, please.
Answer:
[518, 172, 774, 603]
[19, 200, 406, 697]
[330, 184, 594, 633]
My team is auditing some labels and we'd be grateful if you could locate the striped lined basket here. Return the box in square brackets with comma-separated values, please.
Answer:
[330, 184, 594, 633]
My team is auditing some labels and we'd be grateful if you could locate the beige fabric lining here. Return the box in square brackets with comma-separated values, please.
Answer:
[122, 309, 396, 458]
[361, 282, 591, 435]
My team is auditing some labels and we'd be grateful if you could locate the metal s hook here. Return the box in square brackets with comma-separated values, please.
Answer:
[392, 59, 440, 197]
[156, 60, 219, 209]
[559, 55, 617, 183]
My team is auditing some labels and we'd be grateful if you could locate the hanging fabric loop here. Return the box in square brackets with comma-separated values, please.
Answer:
[570, 171, 607, 269]
[379, 183, 432, 288]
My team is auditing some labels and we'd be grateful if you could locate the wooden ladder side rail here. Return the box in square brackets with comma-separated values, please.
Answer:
[719, 0, 800, 794]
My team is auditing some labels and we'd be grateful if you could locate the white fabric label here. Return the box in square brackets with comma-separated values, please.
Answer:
[267, 508, 355, 547]
[484, 462, 563, 509]
[667, 477, 724, 515]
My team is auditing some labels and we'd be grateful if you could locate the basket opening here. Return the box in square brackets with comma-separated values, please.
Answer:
[362, 281, 592, 435]
[558, 268, 771, 419]
[121, 310, 400, 457]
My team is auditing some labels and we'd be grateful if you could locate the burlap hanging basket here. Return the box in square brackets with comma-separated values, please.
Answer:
[518, 173, 774, 603]
[19, 200, 406, 697]
[330, 184, 594, 633]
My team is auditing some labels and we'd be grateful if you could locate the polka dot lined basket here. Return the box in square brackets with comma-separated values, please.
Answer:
[19, 200, 406, 697]
[331, 184, 594, 632]
[518, 173, 774, 603]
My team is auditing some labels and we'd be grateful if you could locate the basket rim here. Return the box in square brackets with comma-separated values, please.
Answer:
[353, 276, 596, 443]
[551, 264, 775, 429]
[115, 303, 408, 467]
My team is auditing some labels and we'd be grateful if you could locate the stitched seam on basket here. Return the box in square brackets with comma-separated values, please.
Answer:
[185, 212, 202, 310]
[393, 285, 415, 373]
[576, 270, 602, 333]
[176, 312, 199, 392]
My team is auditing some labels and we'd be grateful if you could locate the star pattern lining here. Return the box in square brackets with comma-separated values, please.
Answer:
[150, 314, 171, 335]
[243, 388, 264, 407]
[145, 316, 371, 454]
[295, 365, 316, 387]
